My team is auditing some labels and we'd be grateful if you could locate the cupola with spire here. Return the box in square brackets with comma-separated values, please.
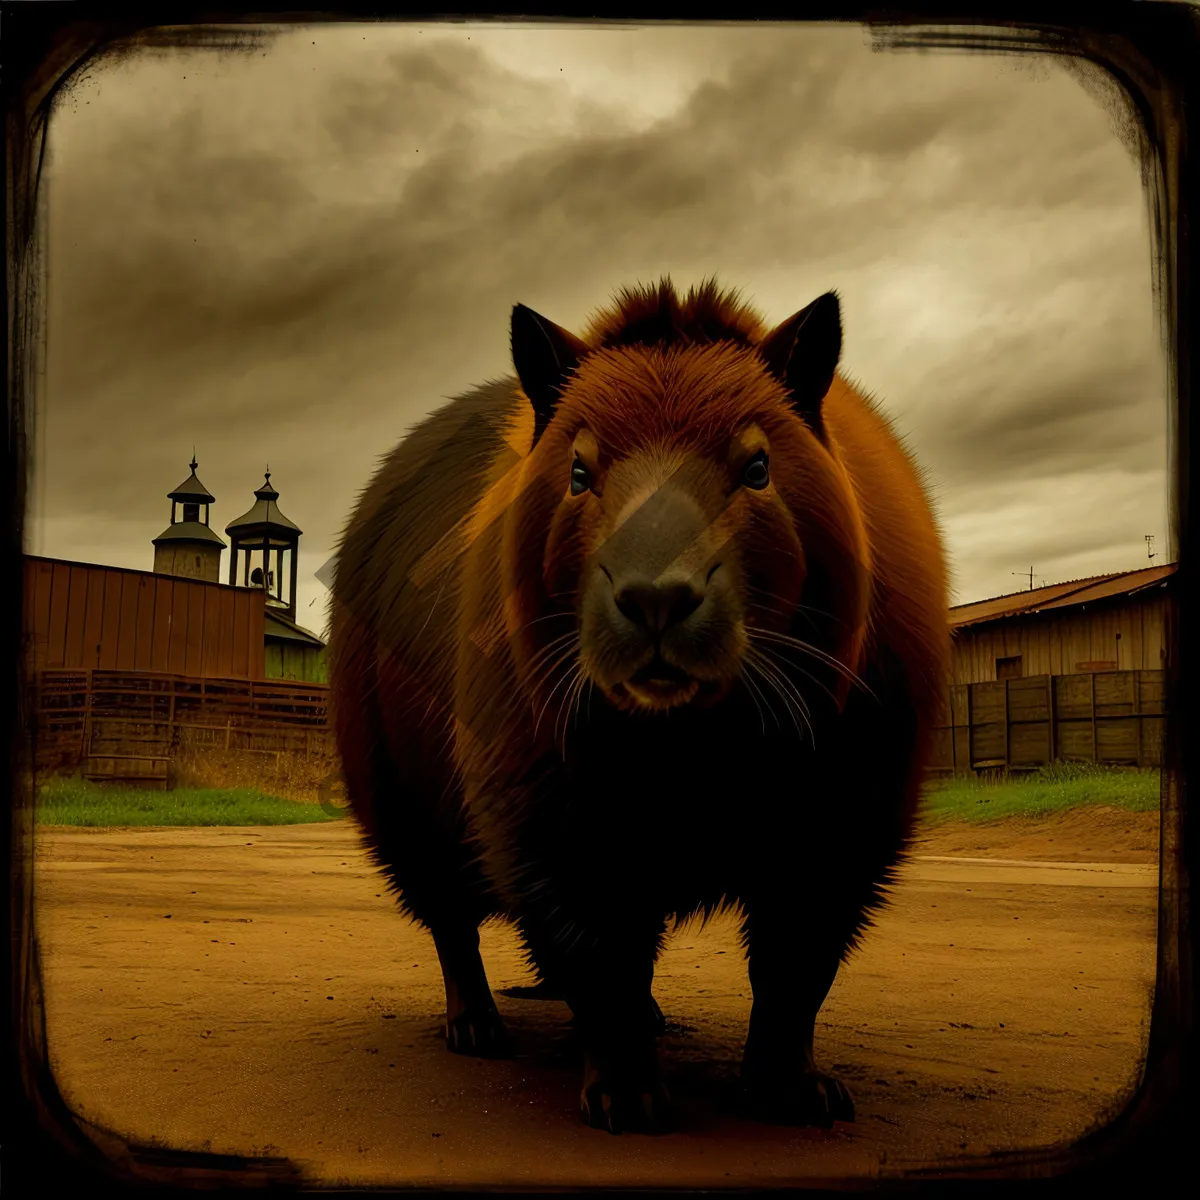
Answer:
[152, 454, 226, 583]
[225, 468, 302, 622]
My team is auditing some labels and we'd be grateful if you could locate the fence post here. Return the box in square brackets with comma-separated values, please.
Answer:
[81, 668, 93, 766]
[1134, 669, 1143, 767]
[1003, 678, 1011, 768]
[966, 683, 974, 775]
[224, 715, 232, 753]
[1090, 672, 1098, 763]
[1046, 675, 1056, 766]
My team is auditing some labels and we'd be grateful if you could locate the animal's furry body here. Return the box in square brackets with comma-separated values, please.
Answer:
[330, 279, 950, 1133]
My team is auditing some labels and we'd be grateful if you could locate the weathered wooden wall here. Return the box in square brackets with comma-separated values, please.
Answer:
[265, 642, 328, 683]
[929, 669, 1165, 775]
[23, 555, 265, 679]
[950, 595, 1168, 686]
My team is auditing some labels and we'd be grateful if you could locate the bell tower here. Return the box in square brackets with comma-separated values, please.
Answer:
[152, 455, 226, 582]
[225, 469, 302, 622]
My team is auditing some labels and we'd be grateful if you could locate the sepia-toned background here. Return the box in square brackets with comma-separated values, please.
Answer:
[32, 21, 1171, 630]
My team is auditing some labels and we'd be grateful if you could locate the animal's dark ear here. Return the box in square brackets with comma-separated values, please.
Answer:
[759, 292, 842, 438]
[511, 304, 590, 445]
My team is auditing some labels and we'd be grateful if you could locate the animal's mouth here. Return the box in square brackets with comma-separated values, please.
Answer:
[631, 657, 692, 689]
[618, 656, 721, 711]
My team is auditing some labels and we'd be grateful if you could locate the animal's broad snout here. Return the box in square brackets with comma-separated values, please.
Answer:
[612, 573, 706, 634]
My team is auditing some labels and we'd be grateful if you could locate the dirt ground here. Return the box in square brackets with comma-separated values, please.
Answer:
[33, 805, 1160, 1188]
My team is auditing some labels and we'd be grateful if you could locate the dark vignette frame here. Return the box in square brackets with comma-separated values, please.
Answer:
[3, 2, 1194, 1195]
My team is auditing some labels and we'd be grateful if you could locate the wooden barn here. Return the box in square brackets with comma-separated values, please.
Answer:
[23, 460, 330, 785]
[948, 562, 1173, 685]
[931, 563, 1175, 775]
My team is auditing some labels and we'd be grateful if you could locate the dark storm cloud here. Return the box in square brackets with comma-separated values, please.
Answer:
[36, 23, 1167, 616]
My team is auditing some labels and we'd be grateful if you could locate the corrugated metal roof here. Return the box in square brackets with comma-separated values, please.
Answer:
[264, 610, 326, 648]
[950, 562, 1176, 629]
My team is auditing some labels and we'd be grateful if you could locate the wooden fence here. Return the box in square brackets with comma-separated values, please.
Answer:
[929, 669, 1165, 775]
[32, 668, 332, 784]
[32, 665, 1166, 785]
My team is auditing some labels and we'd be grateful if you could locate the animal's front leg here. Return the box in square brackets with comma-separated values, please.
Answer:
[733, 902, 856, 1128]
[521, 911, 670, 1134]
[569, 938, 672, 1135]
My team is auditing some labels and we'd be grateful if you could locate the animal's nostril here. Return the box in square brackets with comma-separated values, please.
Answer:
[668, 587, 703, 625]
[613, 576, 705, 632]
[615, 591, 646, 626]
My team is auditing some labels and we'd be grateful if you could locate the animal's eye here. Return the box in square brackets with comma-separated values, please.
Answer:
[570, 460, 592, 496]
[741, 450, 770, 490]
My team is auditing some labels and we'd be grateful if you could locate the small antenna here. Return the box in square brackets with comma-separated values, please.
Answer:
[1012, 565, 1039, 591]
[1146, 534, 1156, 562]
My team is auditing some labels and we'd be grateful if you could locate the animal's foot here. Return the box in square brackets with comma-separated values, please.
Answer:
[723, 1069, 855, 1128]
[580, 1077, 673, 1135]
[579, 1050, 673, 1134]
[446, 1005, 513, 1058]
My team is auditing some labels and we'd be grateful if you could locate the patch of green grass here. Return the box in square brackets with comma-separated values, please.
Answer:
[920, 762, 1160, 825]
[36, 777, 347, 828]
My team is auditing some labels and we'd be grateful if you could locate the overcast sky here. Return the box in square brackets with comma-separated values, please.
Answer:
[31, 21, 1171, 635]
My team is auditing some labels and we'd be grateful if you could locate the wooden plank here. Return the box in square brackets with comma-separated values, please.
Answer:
[1057, 719, 1094, 762]
[1097, 717, 1139, 765]
[1138, 670, 1165, 715]
[167, 583, 190, 675]
[184, 583, 205, 676]
[971, 721, 1005, 766]
[151, 577, 174, 672]
[1090, 672, 1098, 762]
[1007, 675, 1049, 722]
[246, 592, 265, 678]
[46, 561, 73, 668]
[211, 587, 236, 678]
[116, 572, 141, 670]
[1129, 603, 1145, 672]
[96, 586, 120, 672]
[134, 573, 157, 670]
[1003, 679, 1010, 764]
[1055, 674, 1093, 720]
[970, 681, 1006, 725]
[1047, 675, 1056, 768]
[1095, 671, 1135, 717]
[953, 726, 970, 773]
[81, 566, 108, 670]
[928, 727, 954, 772]
[231, 591, 251, 678]
[63, 565, 90, 667]
[1009, 721, 1050, 766]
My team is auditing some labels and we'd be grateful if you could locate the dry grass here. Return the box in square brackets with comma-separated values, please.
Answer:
[170, 745, 345, 806]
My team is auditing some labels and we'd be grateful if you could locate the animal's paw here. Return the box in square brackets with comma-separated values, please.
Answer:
[579, 1048, 673, 1134]
[723, 1069, 855, 1128]
[446, 1005, 513, 1058]
[580, 1076, 673, 1135]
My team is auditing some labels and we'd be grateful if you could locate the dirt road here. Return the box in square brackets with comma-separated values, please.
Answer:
[33, 806, 1159, 1187]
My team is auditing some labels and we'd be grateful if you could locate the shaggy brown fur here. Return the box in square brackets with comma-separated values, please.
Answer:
[330, 276, 950, 1135]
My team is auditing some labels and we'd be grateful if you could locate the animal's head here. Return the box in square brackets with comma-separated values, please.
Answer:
[500, 279, 872, 725]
